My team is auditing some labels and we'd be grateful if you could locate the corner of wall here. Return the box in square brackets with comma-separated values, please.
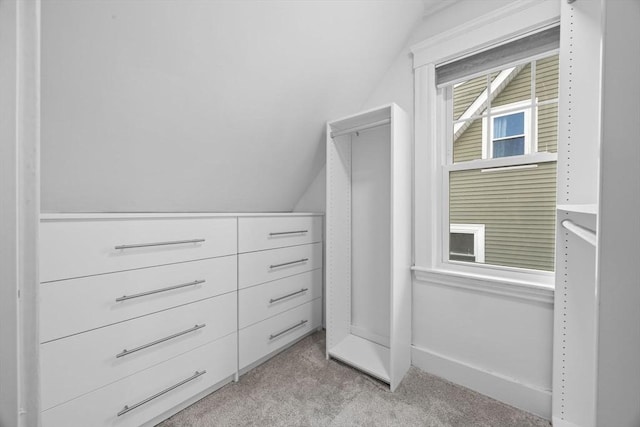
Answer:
[293, 166, 326, 213]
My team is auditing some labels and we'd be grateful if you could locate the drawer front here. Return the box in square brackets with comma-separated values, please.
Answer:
[42, 333, 237, 427]
[239, 269, 322, 329]
[40, 217, 237, 282]
[239, 298, 322, 369]
[40, 256, 237, 343]
[238, 216, 322, 253]
[41, 293, 237, 411]
[238, 242, 322, 289]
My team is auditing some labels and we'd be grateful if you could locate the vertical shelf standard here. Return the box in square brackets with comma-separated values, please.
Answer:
[325, 104, 411, 391]
[552, 0, 602, 425]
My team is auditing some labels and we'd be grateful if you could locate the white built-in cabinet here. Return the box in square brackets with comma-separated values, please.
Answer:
[325, 104, 412, 391]
[553, 1, 640, 425]
[39, 213, 322, 427]
[552, 1, 601, 426]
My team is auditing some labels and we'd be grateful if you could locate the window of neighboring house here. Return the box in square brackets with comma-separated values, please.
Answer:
[481, 100, 533, 159]
[444, 51, 559, 273]
[450, 223, 485, 263]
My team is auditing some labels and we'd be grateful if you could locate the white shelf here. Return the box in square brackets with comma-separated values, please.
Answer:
[557, 204, 598, 216]
[328, 334, 390, 383]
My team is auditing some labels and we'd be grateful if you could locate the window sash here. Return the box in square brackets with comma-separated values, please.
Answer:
[442, 54, 559, 273]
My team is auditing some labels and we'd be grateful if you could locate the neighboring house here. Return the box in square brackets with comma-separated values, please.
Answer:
[449, 54, 559, 271]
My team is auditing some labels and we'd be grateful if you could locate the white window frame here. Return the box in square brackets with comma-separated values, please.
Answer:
[449, 223, 485, 263]
[411, 0, 560, 288]
[481, 99, 536, 160]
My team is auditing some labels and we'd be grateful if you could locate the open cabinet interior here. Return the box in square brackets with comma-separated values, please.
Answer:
[326, 104, 411, 391]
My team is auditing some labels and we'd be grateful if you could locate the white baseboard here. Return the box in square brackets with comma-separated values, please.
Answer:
[411, 345, 551, 420]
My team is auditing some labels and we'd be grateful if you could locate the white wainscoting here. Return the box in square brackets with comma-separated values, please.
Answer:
[412, 271, 553, 419]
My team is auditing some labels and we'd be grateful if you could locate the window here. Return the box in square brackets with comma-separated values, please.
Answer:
[481, 100, 533, 159]
[445, 54, 559, 273]
[412, 5, 561, 286]
[450, 224, 485, 263]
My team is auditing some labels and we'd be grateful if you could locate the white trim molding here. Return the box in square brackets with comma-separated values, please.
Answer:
[412, 267, 554, 305]
[411, 345, 552, 419]
[0, 1, 41, 426]
[411, 0, 560, 68]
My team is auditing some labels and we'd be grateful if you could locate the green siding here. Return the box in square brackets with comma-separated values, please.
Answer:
[538, 103, 558, 153]
[493, 64, 531, 107]
[454, 118, 483, 163]
[536, 54, 559, 101]
[450, 162, 557, 271]
[453, 75, 486, 120]
[450, 55, 559, 271]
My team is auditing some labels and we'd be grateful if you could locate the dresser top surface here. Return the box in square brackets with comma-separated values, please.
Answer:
[41, 212, 324, 221]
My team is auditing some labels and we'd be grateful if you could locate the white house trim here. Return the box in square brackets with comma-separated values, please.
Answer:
[449, 223, 485, 263]
[481, 99, 535, 159]
[452, 66, 523, 141]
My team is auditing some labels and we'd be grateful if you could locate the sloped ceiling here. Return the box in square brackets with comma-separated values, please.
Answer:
[41, 0, 424, 213]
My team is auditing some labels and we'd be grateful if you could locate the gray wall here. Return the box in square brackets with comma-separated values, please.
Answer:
[41, 0, 423, 213]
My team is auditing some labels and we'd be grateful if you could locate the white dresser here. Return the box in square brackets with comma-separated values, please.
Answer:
[237, 216, 323, 371]
[39, 213, 323, 427]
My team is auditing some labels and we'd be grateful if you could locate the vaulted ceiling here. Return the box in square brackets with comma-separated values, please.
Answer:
[41, 0, 426, 212]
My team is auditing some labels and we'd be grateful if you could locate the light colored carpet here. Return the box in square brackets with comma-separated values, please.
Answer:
[158, 331, 551, 426]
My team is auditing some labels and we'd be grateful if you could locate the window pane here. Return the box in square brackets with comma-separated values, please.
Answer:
[453, 75, 488, 120]
[493, 137, 525, 158]
[453, 117, 483, 163]
[494, 113, 524, 138]
[537, 103, 558, 153]
[450, 232, 474, 255]
[535, 54, 559, 101]
[449, 163, 557, 271]
[492, 63, 532, 108]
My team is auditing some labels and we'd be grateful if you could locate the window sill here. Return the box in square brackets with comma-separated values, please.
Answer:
[412, 266, 554, 304]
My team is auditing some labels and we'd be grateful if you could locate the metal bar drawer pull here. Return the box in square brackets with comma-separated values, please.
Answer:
[114, 238, 205, 250]
[116, 324, 206, 358]
[269, 230, 308, 236]
[269, 258, 308, 269]
[117, 370, 207, 417]
[269, 288, 308, 304]
[269, 320, 308, 340]
[115, 279, 205, 302]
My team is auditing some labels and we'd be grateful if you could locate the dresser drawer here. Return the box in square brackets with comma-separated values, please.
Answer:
[41, 333, 237, 427]
[239, 269, 322, 329]
[40, 217, 237, 282]
[238, 216, 322, 253]
[40, 256, 237, 343]
[239, 298, 322, 369]
[238, 242, 322, 289]
[41, 292, 236, 411]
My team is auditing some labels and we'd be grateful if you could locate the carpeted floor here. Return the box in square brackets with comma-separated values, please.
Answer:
[158, 331, 551, 427]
